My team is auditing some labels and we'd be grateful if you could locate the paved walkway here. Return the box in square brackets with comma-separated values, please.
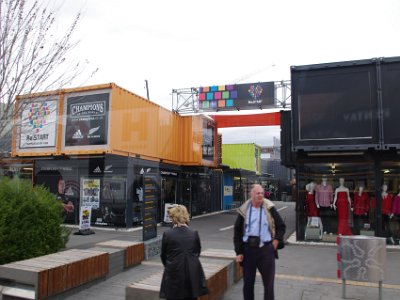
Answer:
[58, 231, 400, 300]
[56, 210, 400, 300]
[58, 244, 400, 300]
[223, 272, 400, 300]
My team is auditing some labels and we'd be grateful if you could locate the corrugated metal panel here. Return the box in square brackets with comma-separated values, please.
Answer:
[180, 116, 199, 164]
[109, 86, 160, 159]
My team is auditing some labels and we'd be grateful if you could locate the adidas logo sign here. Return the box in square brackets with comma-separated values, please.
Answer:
[72, 129, 83, 139]
[93, 166, 102, 173]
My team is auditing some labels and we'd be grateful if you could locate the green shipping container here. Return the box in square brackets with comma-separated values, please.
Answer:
[222, 143, 261, 174]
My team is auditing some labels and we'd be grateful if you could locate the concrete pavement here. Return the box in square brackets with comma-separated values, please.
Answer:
[60, 211, 400, 300]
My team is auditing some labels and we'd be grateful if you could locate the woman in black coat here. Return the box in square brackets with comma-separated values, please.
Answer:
[160, 205, 208, 300]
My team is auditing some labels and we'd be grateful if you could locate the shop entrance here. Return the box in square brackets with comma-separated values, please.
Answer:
[161, 176, 177, 222]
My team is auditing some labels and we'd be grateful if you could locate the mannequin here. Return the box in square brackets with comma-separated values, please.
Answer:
[393, 186, 400, 242]
[381, 184, 393, 216]
[381, 184, 393, 241]
[332, 178, 353, 235]
[315, 176, 333, 208]
[392, 186, 400, 216]
[353, 185, 369, 234]
[353, 185, 369, 215]
[315, 176, 333, 233]
[305, 181, 318, 217]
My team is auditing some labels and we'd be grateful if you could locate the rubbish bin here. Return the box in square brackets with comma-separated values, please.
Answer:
[337, 235, 386, 299]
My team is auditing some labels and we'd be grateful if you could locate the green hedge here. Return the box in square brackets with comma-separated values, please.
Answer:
[0, 178, 70, 264]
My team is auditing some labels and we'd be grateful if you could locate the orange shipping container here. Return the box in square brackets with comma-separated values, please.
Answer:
[12, 83, 217, 167]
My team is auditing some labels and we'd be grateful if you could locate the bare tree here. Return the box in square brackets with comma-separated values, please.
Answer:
[0, 0, 96, 156]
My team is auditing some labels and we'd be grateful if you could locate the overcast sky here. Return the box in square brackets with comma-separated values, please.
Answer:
[54, 0, 400, 146]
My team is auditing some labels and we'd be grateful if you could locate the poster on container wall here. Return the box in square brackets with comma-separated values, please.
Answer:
[19, 99, 58, 149]
[202, 119, 215, 162]
[64, 92, 109, 147]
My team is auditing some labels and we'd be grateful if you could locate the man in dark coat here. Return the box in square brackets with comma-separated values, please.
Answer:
[160, 205, 208, 300]
[234, 184, 286, 300]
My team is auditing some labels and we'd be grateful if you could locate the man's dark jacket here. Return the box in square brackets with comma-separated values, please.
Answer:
[234, 199, 286, 258]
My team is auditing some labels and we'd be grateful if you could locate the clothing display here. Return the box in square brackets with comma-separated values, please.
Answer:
[305, 193, 319, 217]
[315, 184, 333, 207]
[353, 192, 370, 216]
[382, 193, 393, 215]
[393, 195, 400, 215]
[336, 191, 353, 235]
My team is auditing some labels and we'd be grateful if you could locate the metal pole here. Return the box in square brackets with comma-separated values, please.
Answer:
[145, 80, 150, 100]
[375, 157, 383, 237]
[379, 281, 382, 300]
[342, 279, 346, 299]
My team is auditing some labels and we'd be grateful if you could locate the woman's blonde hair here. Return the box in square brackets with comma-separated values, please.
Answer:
[168, 205, 190, 225]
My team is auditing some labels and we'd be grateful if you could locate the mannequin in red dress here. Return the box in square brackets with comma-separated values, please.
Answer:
[332, 178, 353, 235]
[305, 181, 319, 217]
[353, 185, 369, 234]
[381, 184, 393, 216]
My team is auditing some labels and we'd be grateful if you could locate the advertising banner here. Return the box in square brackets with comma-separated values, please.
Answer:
[198, 82, 275, 111]
[64, 93, 109, 146]
[202, 119, 215, 162]
[19, 99, 58, 149]
[81, 178, 100, 209]
[79, 205, 92, 231]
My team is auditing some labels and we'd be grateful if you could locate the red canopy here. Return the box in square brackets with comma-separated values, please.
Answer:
[211, 112, 280, 128]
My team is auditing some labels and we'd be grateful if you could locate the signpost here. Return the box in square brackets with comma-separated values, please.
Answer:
[142, 174, 158, 241]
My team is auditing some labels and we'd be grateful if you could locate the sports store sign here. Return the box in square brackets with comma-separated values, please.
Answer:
[64, 92, 110, 147]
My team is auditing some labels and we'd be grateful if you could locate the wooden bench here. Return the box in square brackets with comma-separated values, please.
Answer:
[201, 248, 243, 285]
[0, 249, 108, 300]
[95, 240, 145, 269]
[125, 257, 230, 300]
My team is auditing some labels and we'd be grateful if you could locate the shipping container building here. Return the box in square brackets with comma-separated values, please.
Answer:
[11, 83, 221, 230]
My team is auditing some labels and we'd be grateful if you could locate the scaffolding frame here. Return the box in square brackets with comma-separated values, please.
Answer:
[171, 80, 291, 115]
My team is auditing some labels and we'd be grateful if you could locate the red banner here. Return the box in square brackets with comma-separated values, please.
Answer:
[211, 112, 280, 128]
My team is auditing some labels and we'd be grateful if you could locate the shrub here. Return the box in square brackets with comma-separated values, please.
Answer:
[0, 178, 71, 264]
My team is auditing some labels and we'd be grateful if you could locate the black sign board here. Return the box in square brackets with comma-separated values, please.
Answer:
[65, 93, 109, 146]
[291, 60, 380, 151]
[142, 174, 158, 241]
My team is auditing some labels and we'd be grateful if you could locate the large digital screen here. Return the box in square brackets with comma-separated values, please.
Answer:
[198, 82, 274, 111]
[291, 62, 380, 151]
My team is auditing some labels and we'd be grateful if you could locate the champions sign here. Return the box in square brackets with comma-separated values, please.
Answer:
[19, 99, 58, 149]
[64, 92, 110, 147]
[71, 102, 105, 116]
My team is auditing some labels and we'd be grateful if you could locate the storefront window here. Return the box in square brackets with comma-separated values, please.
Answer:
[297, 162, 381, 242]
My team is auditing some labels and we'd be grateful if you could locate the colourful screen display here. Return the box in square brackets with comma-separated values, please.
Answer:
[198, 82, 274, 111]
